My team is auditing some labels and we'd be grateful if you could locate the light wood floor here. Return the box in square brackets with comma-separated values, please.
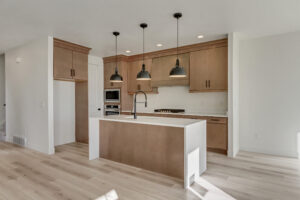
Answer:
[0, 142, 299, 200]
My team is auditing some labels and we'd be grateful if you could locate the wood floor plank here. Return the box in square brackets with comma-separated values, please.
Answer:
[0, 141, 300, 200]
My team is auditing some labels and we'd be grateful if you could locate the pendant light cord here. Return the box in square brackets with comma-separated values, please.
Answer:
[115, 34, 118, 73]
[177, 17, 179, 60]
[143, 27, 145, 67]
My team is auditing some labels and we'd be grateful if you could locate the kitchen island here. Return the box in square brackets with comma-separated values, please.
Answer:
[89, 115, 206, 188]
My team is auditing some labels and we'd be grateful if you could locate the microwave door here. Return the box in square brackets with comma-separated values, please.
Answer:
[105, 90, 120, 102]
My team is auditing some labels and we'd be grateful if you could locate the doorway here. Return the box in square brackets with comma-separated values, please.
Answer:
[0, 54, 5, 140]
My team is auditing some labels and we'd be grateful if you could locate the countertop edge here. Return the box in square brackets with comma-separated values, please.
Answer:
[120, 111, 228, 118]
[90, 116, 205, 128]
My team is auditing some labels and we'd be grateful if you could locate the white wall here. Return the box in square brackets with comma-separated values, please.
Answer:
[88, 55, 103, 117]
[135, 86, 227, 114]
[0, 55, 5, 132]
[228, 33, 240, 157]
[54, 81, 75, 146]
[5, 37, 54, 154]
[239, 31, 300, 158]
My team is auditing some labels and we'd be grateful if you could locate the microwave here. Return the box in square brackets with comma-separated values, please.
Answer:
[104, 89, 120, 103]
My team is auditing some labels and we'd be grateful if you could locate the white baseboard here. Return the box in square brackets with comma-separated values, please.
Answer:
[240, 146, 298, 158]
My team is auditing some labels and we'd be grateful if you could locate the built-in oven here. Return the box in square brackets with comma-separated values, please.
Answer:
[104, 104, 120, 115]
[104, 89, 120, 103]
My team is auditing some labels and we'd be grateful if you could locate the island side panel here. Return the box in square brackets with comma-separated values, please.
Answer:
[99, 120, 184, 179]
[89, 118, 100, 160]
[184, 121, 207, 188]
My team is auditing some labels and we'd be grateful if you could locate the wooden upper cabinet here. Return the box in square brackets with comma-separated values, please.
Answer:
[53, 38, 91, 82]
[208, 46, 227, 90]
[128, 59, 153, 93]
[190, 46, 228, 92]
[104, 61, 123, 89]
[53, 46, 73, 80]
[73, 51, 88, 81]
[190, 49, 209, 91]
[151, 53, 190, 87]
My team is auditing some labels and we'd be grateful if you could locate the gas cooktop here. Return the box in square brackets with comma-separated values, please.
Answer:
[154, 109, 185, 113]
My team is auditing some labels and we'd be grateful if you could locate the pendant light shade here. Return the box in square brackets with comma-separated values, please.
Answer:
[137, 23, 151, 80]
[137, 64, 151, 80]
[169, 58, 186, 77]
[110, 31, 123, 83]
[110, 69, 123, 82]
[169, 12, 186, 78]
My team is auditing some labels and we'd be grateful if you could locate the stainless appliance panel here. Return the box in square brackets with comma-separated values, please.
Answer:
[104, 89, 120, 103]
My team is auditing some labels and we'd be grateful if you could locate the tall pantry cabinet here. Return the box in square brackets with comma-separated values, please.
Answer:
[53, 38, 91, 144]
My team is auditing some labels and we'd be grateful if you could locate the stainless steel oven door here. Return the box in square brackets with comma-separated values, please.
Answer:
[105, 110, 120, 115]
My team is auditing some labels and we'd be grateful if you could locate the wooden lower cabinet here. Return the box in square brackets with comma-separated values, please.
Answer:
[75, 81, 89, 144]
[100, 120, 184, 179]
[207, 122, 227, 154]
[121, 112, 228, 154]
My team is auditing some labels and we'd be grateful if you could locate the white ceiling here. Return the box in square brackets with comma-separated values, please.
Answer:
[1, 0, 300, 57]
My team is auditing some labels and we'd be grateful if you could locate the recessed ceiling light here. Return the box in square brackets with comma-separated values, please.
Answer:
[197, 35, 204, 39]
[125, 50, 131, 53]
[156, 43, 163, 47]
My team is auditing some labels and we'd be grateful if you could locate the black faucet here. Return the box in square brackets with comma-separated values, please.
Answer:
[133, 90, 147, 119]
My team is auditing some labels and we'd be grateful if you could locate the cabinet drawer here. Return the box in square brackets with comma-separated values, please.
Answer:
[207, 117, 227, 124]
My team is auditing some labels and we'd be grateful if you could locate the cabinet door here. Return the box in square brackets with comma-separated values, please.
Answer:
[53, 46, 73, 80]
[151, 53, 189, 87]
[75, 81, 89, 144]
[208, 46, 228, 90]
[104, 62, 123, 89]
[189, 50, 209, 91]
[73, 51, 88, 81]
[207, 123, 227, 150]
[128, 59, 153, 93]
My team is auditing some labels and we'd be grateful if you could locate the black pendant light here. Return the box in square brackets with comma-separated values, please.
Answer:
[110, 31, 123, 83]
[169, 12, 186, 78]
[137, 23, 151, 80]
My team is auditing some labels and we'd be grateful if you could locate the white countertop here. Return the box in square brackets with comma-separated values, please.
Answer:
[90, 114, 205, 128]
[121, 111, 228, 118]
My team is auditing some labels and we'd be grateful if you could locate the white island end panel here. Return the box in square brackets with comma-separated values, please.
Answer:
[89, 118, 99, 160]
[184, 120, 207, 188]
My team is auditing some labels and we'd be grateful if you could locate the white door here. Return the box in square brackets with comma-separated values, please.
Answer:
[0, 55, 5, 136]
[88, 56, 103, 117]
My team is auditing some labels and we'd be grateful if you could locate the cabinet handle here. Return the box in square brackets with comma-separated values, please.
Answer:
[210, 119, 220, 121]
[70, 69, 73, 77]
[205, 80, 208, 88]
